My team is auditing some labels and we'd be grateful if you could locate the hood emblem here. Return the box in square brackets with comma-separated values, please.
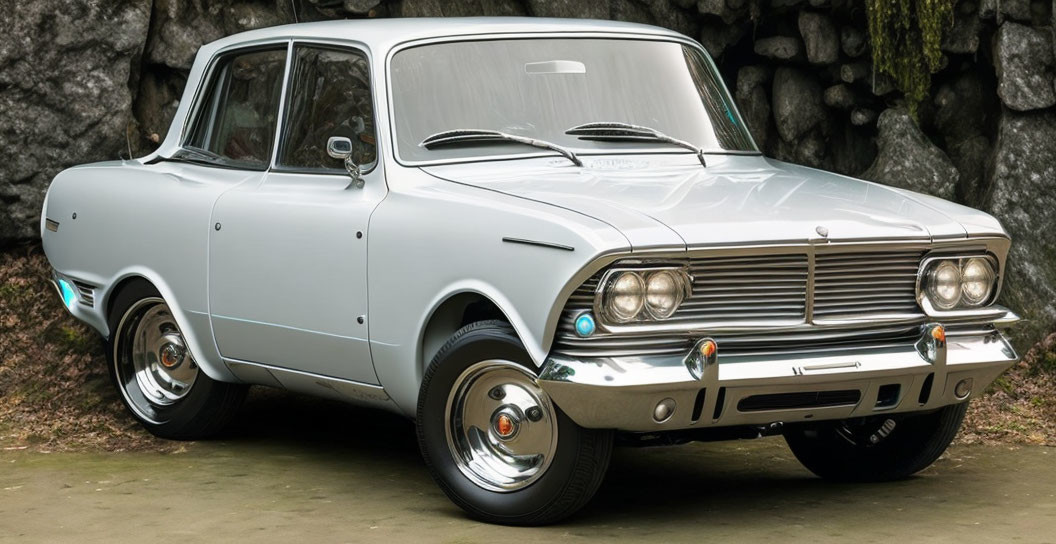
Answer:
[815, 226, 830, 238]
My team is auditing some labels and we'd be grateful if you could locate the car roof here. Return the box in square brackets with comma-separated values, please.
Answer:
[204, 16, 687, 54]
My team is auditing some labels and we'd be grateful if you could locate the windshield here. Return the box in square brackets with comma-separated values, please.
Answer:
[390, 38, 757, 163]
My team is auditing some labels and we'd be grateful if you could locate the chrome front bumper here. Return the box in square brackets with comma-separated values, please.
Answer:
[538, 324, 1019, 432]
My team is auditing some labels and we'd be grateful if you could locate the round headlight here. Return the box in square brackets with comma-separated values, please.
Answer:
[645, 270, 686, 319]
[961, 257, 995, 306]
[927, 260, 961, 310]
[604, 272, 645, 322]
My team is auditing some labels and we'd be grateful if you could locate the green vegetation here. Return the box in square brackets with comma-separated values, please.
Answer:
[1040, 351, 1056, 374]
[44, 323, 100, 356]
[865, 0, 954, 117]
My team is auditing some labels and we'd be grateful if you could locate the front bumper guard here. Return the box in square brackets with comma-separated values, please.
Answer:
[538, 324, 1019, 432]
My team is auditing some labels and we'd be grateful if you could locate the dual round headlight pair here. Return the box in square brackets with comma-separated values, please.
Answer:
[924, 257, 996, 310]
[601, 268, 691, 323]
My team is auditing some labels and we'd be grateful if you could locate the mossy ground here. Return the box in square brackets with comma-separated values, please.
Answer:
[1, 247, 1053, 451]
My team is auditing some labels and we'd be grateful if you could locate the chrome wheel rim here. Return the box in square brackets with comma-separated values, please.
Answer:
[114, 297, 198, 423]
[445, 360, 558, 492]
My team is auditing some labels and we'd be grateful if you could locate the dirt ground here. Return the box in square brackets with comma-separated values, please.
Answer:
[1, 414, 1053, 543]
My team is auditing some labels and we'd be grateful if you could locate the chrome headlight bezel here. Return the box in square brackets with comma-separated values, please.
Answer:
[917, 254, 1000, 314]
[595, 265, 692, 325]
[961, 257, 996, 306]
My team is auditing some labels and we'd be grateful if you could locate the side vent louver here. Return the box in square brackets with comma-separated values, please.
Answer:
[71, 280, 95, 307]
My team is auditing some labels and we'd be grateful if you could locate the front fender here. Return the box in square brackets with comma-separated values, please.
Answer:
[366, 170, 628, 416]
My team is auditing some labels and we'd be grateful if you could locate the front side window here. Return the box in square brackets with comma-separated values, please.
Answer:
[181, 47, 288, 169]
[278, 45, 377, 171]
[391, 38, 757, 163]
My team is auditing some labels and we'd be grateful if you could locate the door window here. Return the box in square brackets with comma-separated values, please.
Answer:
[181, 47, 288, 169]
[278, 45, 377, 172]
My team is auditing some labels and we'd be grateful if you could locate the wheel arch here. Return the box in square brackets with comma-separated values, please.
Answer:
[418, 289, 516, 378]
[101, 268, 234, 382]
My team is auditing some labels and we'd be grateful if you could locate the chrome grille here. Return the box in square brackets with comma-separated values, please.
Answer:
[676, 254, 807, 323]
[552, 248, 925, 358]
[812, 250, 924, 320]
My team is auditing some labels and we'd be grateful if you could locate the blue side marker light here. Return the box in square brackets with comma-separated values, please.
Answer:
[58, 278, 77, 310]
[575, 313, 596, 337]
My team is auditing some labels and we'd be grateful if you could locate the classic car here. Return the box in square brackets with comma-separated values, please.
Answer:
[41, 17, 1020, 525]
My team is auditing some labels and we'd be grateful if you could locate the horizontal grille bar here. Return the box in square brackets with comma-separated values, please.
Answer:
[552, 324, 922, 358]
[812, 250, 923, 319]
[677, 254, 807, 323]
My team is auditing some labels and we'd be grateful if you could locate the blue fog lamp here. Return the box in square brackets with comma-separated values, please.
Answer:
[57, 278, 77, 310]
[574, 313, 596, 338]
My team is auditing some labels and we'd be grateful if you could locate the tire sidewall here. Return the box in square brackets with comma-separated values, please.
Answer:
[785, 403, 968, 481]
[416, 324, 591, 521]
[106, 280, 224, 435]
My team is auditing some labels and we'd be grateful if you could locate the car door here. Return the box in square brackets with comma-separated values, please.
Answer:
[207, 42, 385, 384]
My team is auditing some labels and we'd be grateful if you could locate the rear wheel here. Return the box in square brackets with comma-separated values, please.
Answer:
[107, 281, 246, 440]
[784, 402, 968, 482]
[416, 320, 613, 525]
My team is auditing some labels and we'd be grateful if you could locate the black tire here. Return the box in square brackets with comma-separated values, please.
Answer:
[416, 320, 613, 526]
[784, 402, 968, 482]
[106, 280, 247, 440]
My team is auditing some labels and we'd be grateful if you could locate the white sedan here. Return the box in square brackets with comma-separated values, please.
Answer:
[41, 17, 1019, 525]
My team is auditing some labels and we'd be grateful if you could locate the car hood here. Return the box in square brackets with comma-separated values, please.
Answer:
[421, 155, 995, 250]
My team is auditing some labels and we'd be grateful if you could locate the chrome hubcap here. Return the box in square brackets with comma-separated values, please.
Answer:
[114, 298, 199, 422]
[445, 360, 558, 492]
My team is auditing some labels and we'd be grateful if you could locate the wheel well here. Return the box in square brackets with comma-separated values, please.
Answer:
[104, 275, 153, 324]
[420, 293, 510, 372]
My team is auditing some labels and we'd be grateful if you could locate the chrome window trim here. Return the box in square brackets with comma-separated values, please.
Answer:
[383, 31, 759, 168]
[176, 39, 293, 155]
[270, 38, 382, 177]
[267, 40, 296, 168]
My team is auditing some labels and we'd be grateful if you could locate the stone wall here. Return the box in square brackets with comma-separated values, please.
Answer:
[1, 0, 1054, 346]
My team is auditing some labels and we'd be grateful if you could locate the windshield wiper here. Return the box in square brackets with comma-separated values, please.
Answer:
[565, 122, 707, 167]
[419, 129, 582, 167]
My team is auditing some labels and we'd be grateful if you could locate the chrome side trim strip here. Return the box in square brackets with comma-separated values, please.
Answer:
[501, 237, 575, 252]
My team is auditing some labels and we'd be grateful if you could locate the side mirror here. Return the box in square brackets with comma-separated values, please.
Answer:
[327, 136, 363, 189]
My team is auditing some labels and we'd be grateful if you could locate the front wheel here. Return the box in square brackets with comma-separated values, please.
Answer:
[416, 321, 613, 526]
[784, 402, 968, 482]
[107, 281, 247, 440]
